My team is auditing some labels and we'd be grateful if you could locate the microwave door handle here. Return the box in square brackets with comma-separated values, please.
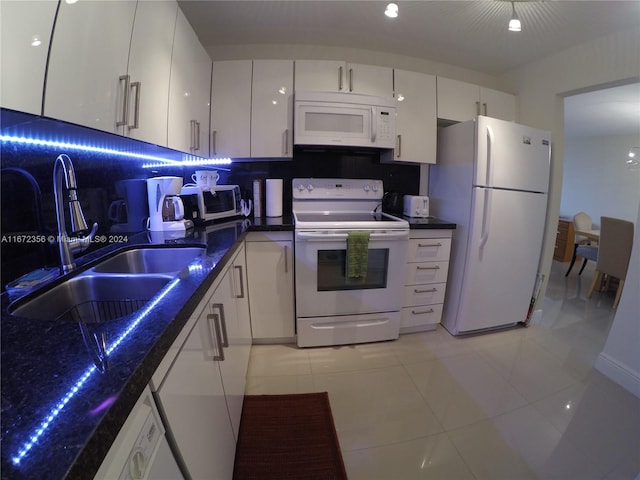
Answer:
[371, 107, 377, 143]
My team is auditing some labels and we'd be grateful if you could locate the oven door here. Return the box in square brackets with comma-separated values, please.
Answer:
[294, 229, 409, 317]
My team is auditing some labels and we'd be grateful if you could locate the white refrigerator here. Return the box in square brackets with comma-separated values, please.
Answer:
[429, 116, 551, 335]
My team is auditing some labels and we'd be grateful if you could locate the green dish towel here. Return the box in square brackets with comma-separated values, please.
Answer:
[347, 231, 370, 279]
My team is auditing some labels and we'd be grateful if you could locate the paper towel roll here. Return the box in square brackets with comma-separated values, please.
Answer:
[265, 179, 283, 217]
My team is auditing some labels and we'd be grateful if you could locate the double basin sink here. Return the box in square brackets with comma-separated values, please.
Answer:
[10, 246, 206, 323]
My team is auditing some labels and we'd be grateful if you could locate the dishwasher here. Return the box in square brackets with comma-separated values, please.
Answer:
[94, 386, 184, 480]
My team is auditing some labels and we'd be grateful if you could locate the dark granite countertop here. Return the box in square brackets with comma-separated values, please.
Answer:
[404, 216, 457, 229]
[1, 215, 293, 480]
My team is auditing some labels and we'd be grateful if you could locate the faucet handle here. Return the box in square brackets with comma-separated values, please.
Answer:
[68, 222, 98, 254]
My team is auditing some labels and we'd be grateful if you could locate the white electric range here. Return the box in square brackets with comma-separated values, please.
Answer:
[292, 178, 409, 347]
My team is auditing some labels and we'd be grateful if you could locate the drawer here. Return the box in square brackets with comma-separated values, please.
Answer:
[407, 238, 451, 263]
[403, 283, 446, 307]
[405, 261, 449, 285]
[401, 304, 443, 329]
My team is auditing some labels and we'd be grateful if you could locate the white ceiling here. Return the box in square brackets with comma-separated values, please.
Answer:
[178, 0, 640, 137]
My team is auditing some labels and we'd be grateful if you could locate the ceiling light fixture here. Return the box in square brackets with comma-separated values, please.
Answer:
[385, 3, 398, 18]
[626, 146, 639, 170]
[508, 1, 521, 32]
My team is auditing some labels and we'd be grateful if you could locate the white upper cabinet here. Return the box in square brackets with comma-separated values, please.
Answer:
[211, 60, 252, 158]
[45, 0, 178, 147]
[125, 0, 177, 146]
[44, 0, 137, 134]
[0, 0, 57, 115]
[437, 77, 516, 122]
[294, 60, 393, 97]
[383, 69, 436, 164]
[168, 8, 212, 155]
[251, 60, 294, 158]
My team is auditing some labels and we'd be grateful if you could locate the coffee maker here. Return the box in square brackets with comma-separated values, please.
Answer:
[109, 179, 149, 233]
[146, 176, 194, 233]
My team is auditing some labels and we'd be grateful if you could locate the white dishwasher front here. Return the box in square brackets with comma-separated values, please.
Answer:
[94, 386, 184, 480]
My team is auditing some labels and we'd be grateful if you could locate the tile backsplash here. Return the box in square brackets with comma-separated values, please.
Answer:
[1, 108, 419, 288]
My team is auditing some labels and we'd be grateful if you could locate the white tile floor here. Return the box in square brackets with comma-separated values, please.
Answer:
[245, 260, 640, 479]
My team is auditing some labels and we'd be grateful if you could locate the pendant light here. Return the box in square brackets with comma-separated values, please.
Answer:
[509, 1, 521, 32]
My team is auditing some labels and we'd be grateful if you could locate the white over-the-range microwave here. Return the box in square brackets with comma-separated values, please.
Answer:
[294, 91, 396, 149]
[180, 184, 241, 224]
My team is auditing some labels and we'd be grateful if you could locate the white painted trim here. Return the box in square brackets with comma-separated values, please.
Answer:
[595, 352, 640, 399]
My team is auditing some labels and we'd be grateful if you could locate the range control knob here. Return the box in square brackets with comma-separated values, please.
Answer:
[297, 184, 305, 192]
[371, 184, 379, 192]
[363, 185, 370, 192]
[307, 184, 314, 191]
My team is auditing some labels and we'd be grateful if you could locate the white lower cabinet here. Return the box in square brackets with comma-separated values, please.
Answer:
[245, 232, 295, 342]
[150, 245, 250, 480]
[401, 230, 453, 333]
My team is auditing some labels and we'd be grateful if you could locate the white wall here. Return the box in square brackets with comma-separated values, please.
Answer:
[561, 134, 640, 224]
[503, 26, 640, 396]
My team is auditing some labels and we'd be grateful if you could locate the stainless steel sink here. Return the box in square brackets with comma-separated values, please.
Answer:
[90, 246, 205, 274]
[10, 274, 171, 322]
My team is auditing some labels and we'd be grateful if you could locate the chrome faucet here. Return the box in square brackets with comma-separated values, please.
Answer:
[53, 154, 98, 273]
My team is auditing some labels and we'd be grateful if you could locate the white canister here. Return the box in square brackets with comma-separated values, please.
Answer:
[265, 179, 283, 217]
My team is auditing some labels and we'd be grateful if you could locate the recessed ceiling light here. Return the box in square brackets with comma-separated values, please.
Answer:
[385, 3, 398, 18]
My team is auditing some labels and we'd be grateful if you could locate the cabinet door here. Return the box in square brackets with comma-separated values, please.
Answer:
[246, 238, 295, 339]
[391, 69, 436, 164]
[436, 76, 480, 122]
[155, 291, 236, 480]
[480, 87, 516, 122]
[44, 0, 136, 134]
[346, 63, 393, 97]
[294, 60, 345, 92]
[125, 0, 177, 146]
[167, 8, 212, 155]
[1, 0, 57, 115]
[211, 60, 251, 157]
[251, 60, 294, 158]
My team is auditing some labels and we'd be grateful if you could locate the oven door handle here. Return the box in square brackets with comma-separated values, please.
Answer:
[296, 231, 409, 242]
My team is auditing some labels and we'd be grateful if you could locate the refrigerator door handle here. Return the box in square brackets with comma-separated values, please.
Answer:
[486, 126, 494, 186]
[479, 188, 492, 253]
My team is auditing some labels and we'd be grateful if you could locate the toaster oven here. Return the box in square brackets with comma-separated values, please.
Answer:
[180, 184, 241, 223]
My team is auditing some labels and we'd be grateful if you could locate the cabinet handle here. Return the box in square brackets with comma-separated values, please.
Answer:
[211, 130, 217, 155]
[412, 308, 435, 315]
[196, 121, 201, 151]
[348, 68, 353, 92]
[234, 265, 245, 299]
[117, 75, 130, 127]
[483, 103, 488, 116]
[212, 303, 228, 348]
[129, 81, 141, 129]
[396, 134, 402, 158]
[283, 129, 289, 155]
[476, 101, 481, 116]
[206, 313, 224, 361]
[418, 243, 442, 248]
[414, 287, 438, 294]
[338, 66, 343, 91]
[417, 265, 440, 270]
[190, 120, 196, 152]
[283, 245, 289, 273]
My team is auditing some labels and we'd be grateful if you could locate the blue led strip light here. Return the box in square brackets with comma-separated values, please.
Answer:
[0, 135, 232, 167]
[11, 277, 182, 466]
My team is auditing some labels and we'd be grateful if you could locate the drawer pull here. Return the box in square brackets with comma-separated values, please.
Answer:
[416, 265, 440, 270]
[418, 243, 442, 248]
[414, 287, 437, 294]
[412, 308, 435, 315]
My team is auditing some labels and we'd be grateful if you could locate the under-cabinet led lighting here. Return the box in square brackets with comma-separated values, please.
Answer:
[0, 134, 232, 167]
[11, 277, 182, 466]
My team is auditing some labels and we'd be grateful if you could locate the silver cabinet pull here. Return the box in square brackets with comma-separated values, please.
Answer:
[338, 66, 343, 91]
[190, 120, 196, 152]
[283, 129, 289, 155]
[283, 245, 289, 273]
[234, 265, 245, 299]
[211, 130, 217, 155]
[212, 303, 228, 348]
[414, 287, 438, 294]
[483, 103, 488, 116]
[348, 68, 353, 92]
[417, 265, 440, 270]
[117, 75, 130, 127]
[129, 81, 141, 129]
[206, 313, 224, 361]
[476, 100, 481, 116]
[418, 243, 442, 248]
[396, 134, 402, 158]
[195, 120, 201, 151]
[412, 308, 435, 315]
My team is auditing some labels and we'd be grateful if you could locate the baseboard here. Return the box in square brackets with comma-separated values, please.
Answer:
[595, 352, 640, 398]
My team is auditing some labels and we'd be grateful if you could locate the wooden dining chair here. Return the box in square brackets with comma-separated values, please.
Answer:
[586, 216, 635, 308]
[565, 211, 593, 276]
